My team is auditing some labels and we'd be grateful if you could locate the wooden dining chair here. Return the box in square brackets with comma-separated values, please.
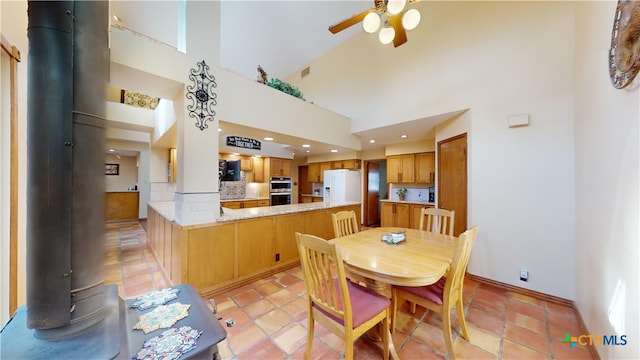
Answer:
[295, 232, 390, 360]
[419, 207, 455, 236]
[331, 210, 360, 238]
[390, 226, 479, 359]
[331, 210, 367, 286]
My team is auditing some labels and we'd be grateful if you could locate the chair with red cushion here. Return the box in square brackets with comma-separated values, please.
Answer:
[295, 232, 390, 360]
[390, 226, 478, 359]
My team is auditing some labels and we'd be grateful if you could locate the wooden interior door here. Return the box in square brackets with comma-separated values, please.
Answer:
[438, 133, 467, 236]
[365, 161, 380, 226]
[2, 37, 21, 315]
[298, 165, 310, 203]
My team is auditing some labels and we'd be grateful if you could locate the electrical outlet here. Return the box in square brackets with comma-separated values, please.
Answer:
[520, 269, 529, 282]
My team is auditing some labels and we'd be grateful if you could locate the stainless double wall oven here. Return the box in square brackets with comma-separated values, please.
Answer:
[270, 177, 292, 206]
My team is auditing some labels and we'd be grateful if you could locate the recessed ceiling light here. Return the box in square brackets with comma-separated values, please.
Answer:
[302, 144, 310, 148]
[108, 149, 115, 152]
[401, 134, 408, 138]
[218, 128, 222, 132]
[331, 149, 338, 153]
[264, 137, 274, 141]
[306, 150, 310, 153]
[369, 139, 376, 143]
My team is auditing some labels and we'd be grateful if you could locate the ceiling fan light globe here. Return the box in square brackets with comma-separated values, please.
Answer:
[379, 26, 395, 44]
[386, 0, 407, 15]
[363, 12, 381, 33]
[402, 8, 421, 30]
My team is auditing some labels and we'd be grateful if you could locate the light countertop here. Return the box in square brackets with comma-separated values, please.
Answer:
[148, 200, 360, 224]
[220, 197, 269, 202]
[380, 199, 435, 206]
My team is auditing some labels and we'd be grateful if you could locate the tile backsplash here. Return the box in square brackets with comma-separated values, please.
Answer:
[220, 180, 246, 200]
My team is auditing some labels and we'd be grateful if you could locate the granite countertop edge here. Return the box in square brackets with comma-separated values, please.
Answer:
[380, 199, 435, 206]
[147, 201, 361, 225]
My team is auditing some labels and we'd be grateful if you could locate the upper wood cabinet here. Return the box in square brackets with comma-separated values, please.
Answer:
[269, 157, 292, 177]
[308, 161, 332, 182]
[308, 162, 320, 183]
[387, 154, 415, 183]
[415, 152, 435, 184]
[219, 153, 252, 171]
[332, 159, 361, 170]
[251, 157, 265, 182]
[168, 148, 177, 183]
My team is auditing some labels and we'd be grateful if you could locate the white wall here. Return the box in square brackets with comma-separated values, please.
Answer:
[574, 2, 639, 359]
[104, 154, 138, 192]
[106, 139, 151, 219]
[292, 1, 577, 300]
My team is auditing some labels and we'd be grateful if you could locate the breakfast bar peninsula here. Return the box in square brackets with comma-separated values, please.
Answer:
[147, 201, 361, 297]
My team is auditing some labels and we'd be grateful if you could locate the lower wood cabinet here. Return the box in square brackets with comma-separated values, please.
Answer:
[147, 204, 360, 296]
[381, 202, 410, 228]
[238, 218, 273, 276]
[221, 199, 268, 209]
[188, 224, 235, 289]
[274, 214, 304, 263]
[381, 202, 434, 229]
[105, 192, 139, 221]
[303, 210, 329, 239]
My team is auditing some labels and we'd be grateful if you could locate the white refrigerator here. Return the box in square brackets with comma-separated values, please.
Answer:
[323, 169, 361, 203]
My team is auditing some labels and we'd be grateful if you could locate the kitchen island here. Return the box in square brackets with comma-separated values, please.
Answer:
[147, 201, 361, 297]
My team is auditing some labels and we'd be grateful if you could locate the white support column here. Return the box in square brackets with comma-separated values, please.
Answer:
[174, 0, 221, 226]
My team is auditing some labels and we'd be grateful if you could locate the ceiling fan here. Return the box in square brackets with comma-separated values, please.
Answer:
[328, 0, 421, 48]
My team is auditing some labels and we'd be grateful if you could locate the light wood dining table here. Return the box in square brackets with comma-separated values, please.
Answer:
[330, 227, 457, 292]
[330, 227, 458, 359]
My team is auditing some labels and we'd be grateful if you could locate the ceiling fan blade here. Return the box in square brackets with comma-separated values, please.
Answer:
[328, 8, 373, 34]
[389, 14, 407, 47]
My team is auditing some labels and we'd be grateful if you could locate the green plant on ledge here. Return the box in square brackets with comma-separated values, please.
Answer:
[267, 78, 305, 100]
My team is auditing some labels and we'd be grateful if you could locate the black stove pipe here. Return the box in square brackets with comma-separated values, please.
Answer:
[27, 0, 108, 336]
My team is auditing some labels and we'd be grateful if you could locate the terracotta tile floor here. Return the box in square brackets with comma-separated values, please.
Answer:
[104, 220, 594, 359]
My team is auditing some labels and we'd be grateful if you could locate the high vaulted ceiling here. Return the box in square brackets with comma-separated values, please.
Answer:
[108, 0, 450, 156]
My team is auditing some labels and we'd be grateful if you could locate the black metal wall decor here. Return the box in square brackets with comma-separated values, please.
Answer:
[186, 60, 217, 131]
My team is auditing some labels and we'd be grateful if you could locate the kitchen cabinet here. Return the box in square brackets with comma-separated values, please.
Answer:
[188, 224, 235, 288]
[238, 218, 273, 276]
[269, 157, 292, 177]
[274, 214, 304, 263]
[303, 209, 331, 239]
[220, 153, 252, 171]
[387, 154, 415, 183]
[308, 161, 332, 183]
[168, 148, 177, 183]
[239, 156, 252, 171]
[105, 192, 139, 221]
[410, 203, 434, 229]
[222, 199, 259, 209]
[147, 203, 360, 295]
[331, 159, 361, 170]
[319, 162, 332, 181]
[380, 202, 410, 228]
[257, 199, 270, 206]
[415, 152, 435, 184]
[251, 157, 265, 182]
[308, 163, 320, 183]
